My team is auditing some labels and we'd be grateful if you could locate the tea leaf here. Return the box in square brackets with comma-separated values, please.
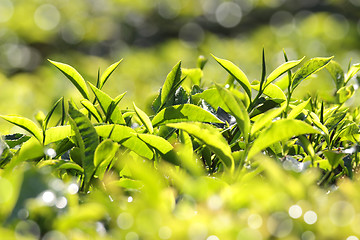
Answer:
[251, 105, 286, 135]
[99, 59, 123, 89]
[287, 98, 311, 119]
[215, 84, 250, 142]
[251, 82, 286, 101]
[0, 115, 43, 143]
[137, 133, 173, 155]
[95, 125, 154, 159]
[44, 125, 72, 145]
[88, 82, 125, 124]
[266, 57, 305, 86]
[80, 99, 103, 123]
[160, 61, 183, 108]
[167, 122, 234, 172]
[133, 103, 154, 134]
[43, 97, 63, 130]
[326, 60, 344, 89]
[192, 88, 230, 112]
[323, 150, 345, 169]
[291, 57, 333, 91]
[94, 139, 119, 180]
[152, 104, 223, 127]
[345, 63, 360, 84]
[68, 102, 99, 192]
[336, 85, 355, 104]
[48, 60, 90, 100]
[248, 119, 321, 160]
[211, 54, 251, 100]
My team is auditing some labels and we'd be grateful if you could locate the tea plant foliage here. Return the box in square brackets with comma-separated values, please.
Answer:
[1, 51, 360, 239]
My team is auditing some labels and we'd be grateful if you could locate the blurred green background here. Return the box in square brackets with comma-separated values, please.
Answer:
[1, 0, 360, 131]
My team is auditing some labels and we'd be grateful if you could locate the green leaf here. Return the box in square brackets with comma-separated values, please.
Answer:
[48, 60, 90, 100]
[58, 162, 84, 173]
[152, 104, 223, 127]
[326, 60, 344, 89]
[95, 125, 153, 159]
[0, 115, 43, 143]
[215, 84, 250, 142]
[160, 61, 183, 108]
[251, 82, 286, 101]
[345, 63, 360, 84]
[137, 133, 173, 155]
[88, 82, 125, 124]
[211, 54, 251, 101]
[133, 103, 154, 134]
[266, 57, 305, 86]
[43, 97, 63, 130]
[99, 59, 123, 89]
[44, 125, 72, 145]
[68, 102, 99, 192]
[105, 92, 126, 123]
[251, 105, 286, 135]
[167, 122, 234, 172]
[287, 98, 311, 119]
[7, 137, 44, 169]
[80, 99, 103, 123]
[248, 119, 321, 160]
[336, 85, 355, 104]
[192, 88, 230, 112]
[291, 57, 334, 91]
[323, 150, 345, 169]
[3, 133, 30, 148]
[94, 139, 119, 180]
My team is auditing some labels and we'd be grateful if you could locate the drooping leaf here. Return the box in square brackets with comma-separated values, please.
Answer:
[291, 57, 334, 91]
[160, 61, 183, 108]
[137, 133, 173, 155]
[95, 125, 153, 159]
[68, 102, 99, 192]
[248, 119, 321, 160]
[345, 63, 360, 84]
[251, 82, 286, 101]
[133, 103, 154, 134]
[215, 84, 250, 141]
[212, 54, 252, 100]
[266, 57, 305, 86]
[3, 133, 30, 148]
[48, 60, 90, 100]
[80, 99, 103, 123]
[99, 59, 123, 89]
[88, 82, 125, 124]
[287, 98, 311, 119]
[152, 104, 223, 127]
[167, 122, 234, 172]
[94, 139, 119, 180]
[326, 60, 344, 89]
[0, 115, 43, 143]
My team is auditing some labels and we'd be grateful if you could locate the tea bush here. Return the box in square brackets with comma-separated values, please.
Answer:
[1, 51, 360, 239]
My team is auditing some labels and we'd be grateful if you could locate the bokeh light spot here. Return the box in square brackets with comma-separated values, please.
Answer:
[207, 235, 220, 240]
[301, 231, 315, 240]
[34, 4, 61, 31]
[329, 201, 355, 226]
[15, 220, 41, 240]
[67, 183, 79, 195]
[267, 212, 293, 238]
[288, 205, 302, 219]
[41, 190, 56, 206]
[215, 2, 242, 28]
[248, 214, 263, 229]
[347, 236, 359, 240]
[158, 226, 172, 239]
[207, 195, 223, 211]
[117, 212, 134, 230]
[125, 232, 139, 240]
[304, 211, 317, 225]
[42, 230, 68, 240]
[55, 196, 68, 209]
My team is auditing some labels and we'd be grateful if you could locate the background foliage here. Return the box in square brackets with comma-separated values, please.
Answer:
[1, 0, 360, 240]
